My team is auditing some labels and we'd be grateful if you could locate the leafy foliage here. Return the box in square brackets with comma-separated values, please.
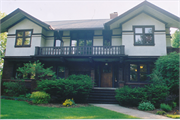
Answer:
[0, 12, 7, 77]
[160, 103, 172, 112]
[3, 81, 27, 96]
[156, 111, 166, 115]
[115, 85, 169, 107]
[62, 98, 75, 107]
[150, 52, 179, 95]
[170, 102, 177, 108]
[171, 29, 180, 48]
[30, 91, 50, 104]
[17, 60, 56, 80]
[145, 84, 169, 107]
[36, 75, 93, 103]
[138, 101, 155, 111]
[115, 86, 147, 106]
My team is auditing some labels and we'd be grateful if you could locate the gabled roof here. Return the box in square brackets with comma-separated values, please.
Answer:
[105, 1, 180, 29]
[0, 1, 180, 33]
[45, 19, 110, 31]
[0, 8, 54, 33]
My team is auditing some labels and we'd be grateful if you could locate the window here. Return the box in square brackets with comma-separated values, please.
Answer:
[134, 26, 154, 46]
[15, 30, 33, 47]
[71, 31, 93, 47]
[130, 63, 154, 82]
[55, 40, 61, 47]
[103, 30, 112, 46]
[57, 66, 65, 78]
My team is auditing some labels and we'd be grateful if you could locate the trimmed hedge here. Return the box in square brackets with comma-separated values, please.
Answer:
[36, 75, 93, 103]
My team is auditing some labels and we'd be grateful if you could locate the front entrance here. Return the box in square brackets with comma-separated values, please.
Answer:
[101, 63, 113, 87]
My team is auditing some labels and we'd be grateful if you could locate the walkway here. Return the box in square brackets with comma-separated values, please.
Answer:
[91, 104, 171, 119]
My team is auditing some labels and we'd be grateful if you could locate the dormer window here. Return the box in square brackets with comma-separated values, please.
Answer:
[15, 29, 33, 47]
[133, 26, 154, 46]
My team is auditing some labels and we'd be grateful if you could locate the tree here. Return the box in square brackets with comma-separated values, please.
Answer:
[17, 60, 56, 80]
[171, 29, 180, 48]
[0, 12, 7, 77]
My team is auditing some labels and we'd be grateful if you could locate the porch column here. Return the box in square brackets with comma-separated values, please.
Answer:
[118, 63, 124, 88]
[91, 69, 95, 86]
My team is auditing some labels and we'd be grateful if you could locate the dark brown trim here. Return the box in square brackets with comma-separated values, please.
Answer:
[105, 1, 180, 27]
[14, 29, 33, 47]
[0, 8, 53, 32]
[7, 34, 16, 36]
[133, 25, 155, 46]
[6, 17, 26, 30]
[154, 30, 166, 32]
[122, 31, 133, 32]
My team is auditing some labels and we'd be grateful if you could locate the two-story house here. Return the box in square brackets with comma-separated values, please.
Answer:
[1, 1, 179, 90]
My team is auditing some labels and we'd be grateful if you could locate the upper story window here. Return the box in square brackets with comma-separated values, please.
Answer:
[15, 29, 33, 47]
[133, 26, 154, 46]
[103, 30, 112, 46]
[70, 31, 93, 46]
[55, 39, 61, 47]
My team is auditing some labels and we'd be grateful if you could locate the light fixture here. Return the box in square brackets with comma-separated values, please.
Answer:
[140, 66, 143, 69]
[135, 69, 137, 72]
[105, 63, 108, 66]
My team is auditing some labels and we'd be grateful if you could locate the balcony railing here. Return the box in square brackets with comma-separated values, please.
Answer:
[35, 46, 125, 56]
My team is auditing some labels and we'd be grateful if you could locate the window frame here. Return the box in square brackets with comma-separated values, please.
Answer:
[70, 31, 93, 47]
[133, 26, 155, 46]
[129, 63, 154, 83]
[15, 29, 33, 47]
[103, 30, 112, 46]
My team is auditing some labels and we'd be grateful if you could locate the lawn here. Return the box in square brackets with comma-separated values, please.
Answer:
[1, 99, 139, 119]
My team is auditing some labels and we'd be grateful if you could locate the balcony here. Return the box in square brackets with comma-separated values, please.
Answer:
[35, 46, 125, 56]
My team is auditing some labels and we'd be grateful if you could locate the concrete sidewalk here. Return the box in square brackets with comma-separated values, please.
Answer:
[91, 104, 171, 119]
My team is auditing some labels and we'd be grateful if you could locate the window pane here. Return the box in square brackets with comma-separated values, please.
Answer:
[25, 31, 32, 36]
[86, 40, 92, 46]
[16, 38, 23, 46]
[140, 64, 147, 72]
[79, 39, 85, 46]
[135, 28, 143, 33]
[145, 28, 152, 33]
[24, 38, 30, 45]
[17, 32, 23, 37]
[140, 72, 147, 81]
[145, 35, 153, 44]
[104, 39, 111, 46]
[55, 40, 61, 47]
[135, 35, 143, 44]
[130, 64, 137, 81]
[71, 40, 77, 46]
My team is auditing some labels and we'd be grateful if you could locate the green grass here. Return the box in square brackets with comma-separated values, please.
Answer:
[1, 99, 139, 119]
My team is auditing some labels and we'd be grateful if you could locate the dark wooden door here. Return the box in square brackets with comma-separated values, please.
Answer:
[101, 63, 113, 87]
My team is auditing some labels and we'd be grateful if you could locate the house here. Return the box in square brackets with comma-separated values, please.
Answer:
[1, 1, 179, 91]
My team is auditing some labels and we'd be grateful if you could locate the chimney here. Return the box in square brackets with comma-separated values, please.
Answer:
[110, 12, 118, 19]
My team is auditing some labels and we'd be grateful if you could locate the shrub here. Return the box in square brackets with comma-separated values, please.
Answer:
[150, 52, 179, 95]
[37, 75, 93, 103]
[156, 111, 166, 115]
[3, 81, 27, 96]
[115, 86, 147, 106]
[170, 102, 177, 108]
[30, 91, 50, 104]
[160, 103, 172, 112]
[17, 60, 56, 80]
[62, 98, 75, 107]
[138, 101, 155, 111]
[145, 84, 169, 107]
[166, 114, 180, 119]
[25, 93, 31, 98]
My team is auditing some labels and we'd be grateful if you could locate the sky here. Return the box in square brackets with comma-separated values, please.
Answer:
[0, 0, 179, 34]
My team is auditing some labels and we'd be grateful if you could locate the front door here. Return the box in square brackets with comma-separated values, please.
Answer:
[101, 63, 113, 87]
